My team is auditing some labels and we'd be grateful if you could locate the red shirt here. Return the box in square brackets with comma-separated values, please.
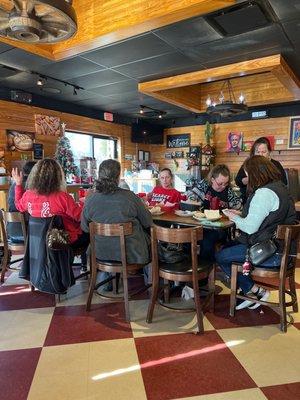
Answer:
[148, 186, 181, 207]
[15, 185, 83, 243]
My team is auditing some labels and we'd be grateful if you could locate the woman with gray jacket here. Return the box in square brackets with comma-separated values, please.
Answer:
[81, 159, 152, 264]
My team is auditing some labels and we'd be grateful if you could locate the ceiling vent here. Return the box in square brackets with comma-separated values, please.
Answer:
[206, 1, 273, 36]
[0, 0, 77, 43]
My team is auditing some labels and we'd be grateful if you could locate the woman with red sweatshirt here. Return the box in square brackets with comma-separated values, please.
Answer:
[12, 158, 89, 250]
[147, 168, 181, 209]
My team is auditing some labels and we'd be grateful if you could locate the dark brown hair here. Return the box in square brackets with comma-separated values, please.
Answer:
[160, 168, 173, 178]
[26, 158, 66, 195]
[207, 164, 230, 185]
[250, 137, 272, 157]
[243, 155, 281, 193]
[95, 159, 120, 194]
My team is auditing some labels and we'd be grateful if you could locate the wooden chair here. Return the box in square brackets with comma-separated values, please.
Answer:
[86, 222, 148, 321]
[0, 210, 27, 283]
[147, 225, 215, 334]
[230, 224, 300, 332]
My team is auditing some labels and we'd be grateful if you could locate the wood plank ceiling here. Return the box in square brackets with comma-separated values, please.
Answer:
[0, 0, 236, 60]
[138, 54, 300, 112]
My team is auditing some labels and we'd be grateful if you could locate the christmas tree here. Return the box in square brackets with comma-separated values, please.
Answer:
[55, 135, 79, 178]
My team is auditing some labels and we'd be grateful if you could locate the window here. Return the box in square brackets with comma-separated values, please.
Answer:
[65, 131, 118, 169]
[65, 131, 93, 168]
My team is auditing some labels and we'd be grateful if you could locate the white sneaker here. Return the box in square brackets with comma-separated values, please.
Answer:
[248, 288, 270, 309]
[235, 297, 255, 310]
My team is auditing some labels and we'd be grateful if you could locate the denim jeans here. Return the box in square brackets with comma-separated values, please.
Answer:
[215, 243, 281, 293]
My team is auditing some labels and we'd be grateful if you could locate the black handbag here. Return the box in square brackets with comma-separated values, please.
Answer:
[248, 239, 277, 266]
[46, 217, 70, 251]
[158, 242, 186, 264]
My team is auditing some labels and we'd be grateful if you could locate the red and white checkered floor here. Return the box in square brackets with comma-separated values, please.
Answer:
[1, 265, 300, 400]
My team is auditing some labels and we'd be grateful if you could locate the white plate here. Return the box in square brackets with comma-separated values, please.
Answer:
[175, 210, 194, 217]
[193, 215, 206, 221]
[193, 215, 222, 222]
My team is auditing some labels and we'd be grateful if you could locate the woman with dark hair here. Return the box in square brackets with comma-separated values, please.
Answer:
[235, 136, 287, 204]
[187, 164, 242, 210]
[147, 168, 181, 208]
[12, 158, 89, 250]
[81, 159, 152, 264]
[217, 156, 296, 310]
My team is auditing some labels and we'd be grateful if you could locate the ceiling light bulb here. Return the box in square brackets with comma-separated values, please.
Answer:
[219, 91, 225, 103]
[37, 77, 45, 86]
[139, 108, 144, 114]
[158, 113, 162, 119]
[73, 87, 78, 95]
[239, 93, 245, 103]
[206, 96, 212, 106]
[212, 101, 217, 107]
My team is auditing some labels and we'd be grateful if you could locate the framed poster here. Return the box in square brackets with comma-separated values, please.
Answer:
[144, 151, 150, 162]
[227, 132, 243, 153]
[167, 134, 190, 148]
[7, 130, 34, 151]
[32, 143, 44, 160]
[288, 117, 300, 149]
[35, 114, 61, 136]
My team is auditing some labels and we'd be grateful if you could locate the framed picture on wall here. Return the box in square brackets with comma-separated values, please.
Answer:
[138, 150, 144, 161]
[7, 130, 34, 152]
[144, 151, 150, 162]
[288, 116, 300, 149]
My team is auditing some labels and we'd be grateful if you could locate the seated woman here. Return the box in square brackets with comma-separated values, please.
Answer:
[216, 156, 297, 310]
[12, 158, 89, 253]
[186, 164, 242, 211]
[235, 136, 287, 204]
[147, 168, 181, 209]
[81, 159, 152, 265]
[186, 164, 242, 261]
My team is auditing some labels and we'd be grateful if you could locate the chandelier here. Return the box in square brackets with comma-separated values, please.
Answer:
[205, 79, 248, 118]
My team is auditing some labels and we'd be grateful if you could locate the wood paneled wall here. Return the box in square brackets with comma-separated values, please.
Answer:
[149, 116, 300, 176]
[0, 100, 150, 173]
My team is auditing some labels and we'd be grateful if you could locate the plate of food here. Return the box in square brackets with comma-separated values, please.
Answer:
[193, 211, 206, 221]
[175, 210, 195, 217]
[149, 206, 164, 216]
[204, 210, 222, 221]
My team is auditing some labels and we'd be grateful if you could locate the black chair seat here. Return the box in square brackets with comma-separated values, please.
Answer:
[96, 259, 122, 266]
[159, 256, 212, 275]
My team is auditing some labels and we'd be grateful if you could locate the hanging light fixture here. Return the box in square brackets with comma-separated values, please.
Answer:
[206, 79, 248, 118]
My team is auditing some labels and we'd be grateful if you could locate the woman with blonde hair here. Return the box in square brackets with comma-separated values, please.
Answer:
[12, 158, 89, 250]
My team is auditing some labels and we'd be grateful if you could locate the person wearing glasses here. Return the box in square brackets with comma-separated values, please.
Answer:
[235, 137, 287, 204]
[186, 164, 242, 260]
[186, 164, 242, 211]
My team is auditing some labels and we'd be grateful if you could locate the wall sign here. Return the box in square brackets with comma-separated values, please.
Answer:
[167, 134, 190, 148]
[32, 143, 44, 159]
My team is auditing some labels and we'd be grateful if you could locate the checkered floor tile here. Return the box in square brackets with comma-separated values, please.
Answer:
[0, 266, 299, 400]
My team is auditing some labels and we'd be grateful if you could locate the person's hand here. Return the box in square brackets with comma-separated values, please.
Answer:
[11, 168, 23, 185]
[222, 208, 240, 220]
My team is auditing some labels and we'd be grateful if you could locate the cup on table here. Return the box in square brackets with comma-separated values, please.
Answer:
[210, 197, 220, 210]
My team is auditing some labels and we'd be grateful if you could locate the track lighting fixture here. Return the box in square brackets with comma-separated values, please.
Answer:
[31, 70, 83, 96]
[139, 105, 167, 119]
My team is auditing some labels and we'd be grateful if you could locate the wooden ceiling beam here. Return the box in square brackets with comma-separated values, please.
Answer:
[139, 54, 300, 112]
[271, 55, 300, 100]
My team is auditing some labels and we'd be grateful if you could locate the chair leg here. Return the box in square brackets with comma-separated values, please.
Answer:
[122, 272, 130, 322]
[208, 265, 215, 313]
[230, 264, 238, 317]
[147, 269, 159, 324]
[193, 277, 204, 334]
[289, 274, 298, 313]
[86, 265, 98, 311]
[113, 273, 120, 294]
[279, 283, 287, 333]
[163, 279, 170, 303]
[0, 250, 9, 283]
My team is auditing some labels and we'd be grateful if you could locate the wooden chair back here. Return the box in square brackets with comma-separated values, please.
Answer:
[89, 221, 133, 268]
